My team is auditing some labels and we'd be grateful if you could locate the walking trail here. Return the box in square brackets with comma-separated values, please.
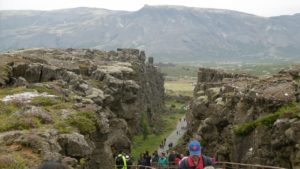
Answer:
[158, 115, 187, 154]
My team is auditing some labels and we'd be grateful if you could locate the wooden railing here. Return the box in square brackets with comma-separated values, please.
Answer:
[214, 162, 287, 169]
[115, 161, 287, 169]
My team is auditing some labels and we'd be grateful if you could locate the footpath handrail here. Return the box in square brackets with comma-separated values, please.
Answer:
[114, 165, 156, 169]
[115, 161, 287, 169]
[215, 161, 287, 169]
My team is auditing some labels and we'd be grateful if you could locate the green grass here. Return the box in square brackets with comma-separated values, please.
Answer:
[28, 84, 61, 95]
[165, 100, 186, 114]
[31, 96, 62, 107]
[65, 111, 98, 134]
[132, 112, 184, 161]
[0, 86, 33, 98]
[234, 102, 300, 136]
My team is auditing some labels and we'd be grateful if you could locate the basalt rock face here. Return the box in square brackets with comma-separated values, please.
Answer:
[186, 67, 300, 168]
[0, 48, 164, 169]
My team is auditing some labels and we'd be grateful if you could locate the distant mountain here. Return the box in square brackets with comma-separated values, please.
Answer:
[1, 5, 300, 63]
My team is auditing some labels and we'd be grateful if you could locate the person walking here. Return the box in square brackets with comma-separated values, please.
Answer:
[178, 140, 214, 169]
[168, 150, 176, 166]
[152, 150, 159, 167]
[144, 151, 151, 166]
[115, 150, 127, 169]
[158, 152, 168, 169]
[137, 153, 146, 169]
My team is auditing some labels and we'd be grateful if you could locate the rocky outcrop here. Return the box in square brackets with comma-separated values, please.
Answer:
[0, 48, 165, 169]
[186, 67, 300, 168]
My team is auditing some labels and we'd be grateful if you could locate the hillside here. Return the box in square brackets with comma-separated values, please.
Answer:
[1, 5, 300, 63]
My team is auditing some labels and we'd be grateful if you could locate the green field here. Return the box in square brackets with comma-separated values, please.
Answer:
[159, 65, 198, 77]
[164, 79, 195, 97]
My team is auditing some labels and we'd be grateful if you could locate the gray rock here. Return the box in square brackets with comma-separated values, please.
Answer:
[12, 106, 52, 123]
[58, 133, 94, 157]
[13, 77, 28, 87]
[62, 156, 78, 167]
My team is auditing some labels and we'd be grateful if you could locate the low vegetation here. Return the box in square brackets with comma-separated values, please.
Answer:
[234, 102, 300, 136]
[0, 153, 27, 169]
[0, 86, 33, 98]
[65, 111, 98, 134]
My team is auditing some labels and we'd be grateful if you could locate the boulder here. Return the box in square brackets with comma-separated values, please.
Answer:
[57, 133, 94, 157]
[12, 106, 52, 124]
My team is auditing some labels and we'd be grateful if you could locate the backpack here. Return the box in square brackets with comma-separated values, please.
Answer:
[181, 155, 212, 168]
[116, 155, 124, 169]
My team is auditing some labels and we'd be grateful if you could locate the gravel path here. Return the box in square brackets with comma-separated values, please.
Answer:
[158, 116, 187, 154]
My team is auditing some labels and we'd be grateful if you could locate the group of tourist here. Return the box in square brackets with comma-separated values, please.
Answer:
[115, 140, 215, 169]
[36, 140, 214, 169]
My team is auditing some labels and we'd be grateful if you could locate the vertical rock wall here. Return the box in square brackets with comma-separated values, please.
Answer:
[186, 68, 300, 168]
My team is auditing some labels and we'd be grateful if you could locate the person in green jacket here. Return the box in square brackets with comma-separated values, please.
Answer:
[115, 150, 127, 169]
[158, 152, 168, 169]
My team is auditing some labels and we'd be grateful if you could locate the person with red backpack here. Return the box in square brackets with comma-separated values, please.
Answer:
[179, 140, 214, 169]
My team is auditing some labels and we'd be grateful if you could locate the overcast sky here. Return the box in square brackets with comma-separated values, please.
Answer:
[0, 0, 300, 17]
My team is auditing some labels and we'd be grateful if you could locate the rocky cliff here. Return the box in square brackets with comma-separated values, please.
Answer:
[0, 48, 164, 169]
[186, 67, 300, 168]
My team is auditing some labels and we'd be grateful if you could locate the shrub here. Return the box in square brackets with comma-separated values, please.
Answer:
[140, 112, 149, 140]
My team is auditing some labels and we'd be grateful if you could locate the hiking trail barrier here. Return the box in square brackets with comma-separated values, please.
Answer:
[115, 162, 287, 169]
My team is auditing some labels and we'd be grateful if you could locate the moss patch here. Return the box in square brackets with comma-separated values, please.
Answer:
[234, 102, 300, 136]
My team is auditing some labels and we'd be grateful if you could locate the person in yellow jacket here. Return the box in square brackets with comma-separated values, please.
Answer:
[115, 150, 127, 169]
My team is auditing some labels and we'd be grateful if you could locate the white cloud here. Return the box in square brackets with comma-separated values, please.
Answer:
[0, 0, 299, 16]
